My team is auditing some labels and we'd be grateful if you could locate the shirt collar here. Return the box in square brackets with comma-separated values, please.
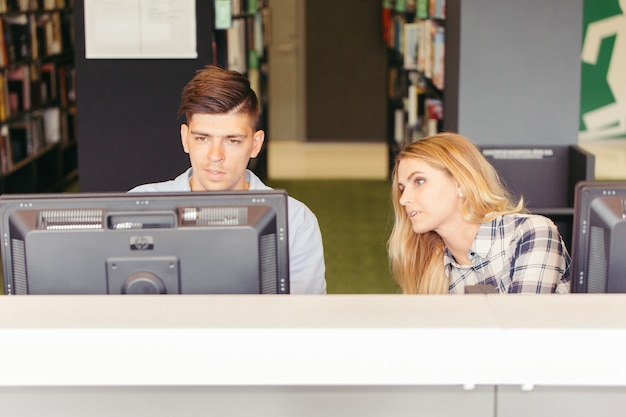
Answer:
[444, 218, 497, 267]
[473, 218, 497, 257]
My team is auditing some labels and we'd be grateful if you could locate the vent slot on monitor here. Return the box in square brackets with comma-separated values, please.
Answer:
[38, 209, 104, 230]
[180, 206, 248, 226]
[587, 225, 609, 293]
[259, 233, 278, 294]
[10, 239, 28, 294]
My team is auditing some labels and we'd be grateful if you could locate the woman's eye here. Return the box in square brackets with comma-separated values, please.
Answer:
[415, 178, 425, 185]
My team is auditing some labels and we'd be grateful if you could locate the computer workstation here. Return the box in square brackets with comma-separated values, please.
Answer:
[1, 182, 626, 417]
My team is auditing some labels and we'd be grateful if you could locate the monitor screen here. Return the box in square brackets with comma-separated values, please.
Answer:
[571, 181, 626, 293]
[0, 191, 290, 295]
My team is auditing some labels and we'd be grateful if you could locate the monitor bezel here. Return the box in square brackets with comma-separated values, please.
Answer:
[0, 190, 290, 295]
[571, 181, 626, 293]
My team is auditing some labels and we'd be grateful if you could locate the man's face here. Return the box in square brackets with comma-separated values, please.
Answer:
[181, 112, 264, 191]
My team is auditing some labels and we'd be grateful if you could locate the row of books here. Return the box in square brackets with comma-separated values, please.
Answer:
[384, 0, 446, 19]
[393, 82, 443, 143]
[384, 2, 446, 144]
[386, 16, 445, 90]
[0, 0, 66, 13]
[0, 9, 70, 68]
[216, 0, 267, 29]
[0, 61, 75, 122]
[231, 0, 267, 16]
[403, 20, 445, 89]
[0, 105, 74, 174]
[224, 3, 268, 96]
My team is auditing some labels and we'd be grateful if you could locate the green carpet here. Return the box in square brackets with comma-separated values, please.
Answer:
[267, 179, 401, 294]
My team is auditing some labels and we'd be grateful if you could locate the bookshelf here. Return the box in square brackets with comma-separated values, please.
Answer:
[213, 0, 269, 179]
[0, 0, 76, 193]
[383, 0, 446, 159]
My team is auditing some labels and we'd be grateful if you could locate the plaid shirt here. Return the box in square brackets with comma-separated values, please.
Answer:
[446, 214, 571, 294]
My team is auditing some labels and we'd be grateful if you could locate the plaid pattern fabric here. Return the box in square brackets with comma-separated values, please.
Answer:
[445, 214, 571, 294]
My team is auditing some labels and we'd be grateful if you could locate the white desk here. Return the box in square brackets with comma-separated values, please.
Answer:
[1, 294, 626, 416]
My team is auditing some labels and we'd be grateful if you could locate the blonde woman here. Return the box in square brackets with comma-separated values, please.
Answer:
[388, 133, 570, 294]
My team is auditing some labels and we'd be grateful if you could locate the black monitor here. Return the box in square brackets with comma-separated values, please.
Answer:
[571, 181, 626, 293]
[0, 191, 290, 295]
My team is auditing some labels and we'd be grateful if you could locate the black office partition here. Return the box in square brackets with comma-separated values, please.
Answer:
[74, 1, 214, 192]
[481, 145, 595, 250]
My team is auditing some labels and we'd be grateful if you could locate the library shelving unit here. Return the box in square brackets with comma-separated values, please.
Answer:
[213, 0, 269, 179]
[0, 0, 76, 193]
[383, 0, 446, 156]
[74, 0, 267, 191]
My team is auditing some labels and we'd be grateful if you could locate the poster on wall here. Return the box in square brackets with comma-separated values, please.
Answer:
[84, 0, 197, 59]
[579, 0, 625, 141]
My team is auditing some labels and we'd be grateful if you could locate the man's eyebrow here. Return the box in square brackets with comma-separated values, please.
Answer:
[189, 130, 245, 138]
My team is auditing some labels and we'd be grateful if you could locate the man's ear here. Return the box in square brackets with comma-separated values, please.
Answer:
[180, 123, 190, 153]
[250, 130, 265, 158]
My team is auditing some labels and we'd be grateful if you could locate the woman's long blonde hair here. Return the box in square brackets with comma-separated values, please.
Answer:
[387, 133, 525, 294]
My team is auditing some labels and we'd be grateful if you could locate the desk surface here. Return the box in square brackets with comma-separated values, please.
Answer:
[1, 294, 625, 387]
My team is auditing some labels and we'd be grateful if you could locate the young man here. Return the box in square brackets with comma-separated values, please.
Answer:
[130, 65, 326, 294]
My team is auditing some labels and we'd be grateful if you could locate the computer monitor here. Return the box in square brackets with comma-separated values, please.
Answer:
[571, 181, 626, 293]
[0, 190, 290, 295]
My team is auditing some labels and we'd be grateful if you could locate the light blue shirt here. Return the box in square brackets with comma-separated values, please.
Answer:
[130, 168, 327, 294]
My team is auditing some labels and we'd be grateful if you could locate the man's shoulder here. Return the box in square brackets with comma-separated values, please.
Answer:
[286, 194, 315, 217]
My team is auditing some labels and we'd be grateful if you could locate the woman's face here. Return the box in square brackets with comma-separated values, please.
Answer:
[396, 158, 463, 235]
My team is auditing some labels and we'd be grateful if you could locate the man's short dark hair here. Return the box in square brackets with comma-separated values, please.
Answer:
[178, 65, 260, 127]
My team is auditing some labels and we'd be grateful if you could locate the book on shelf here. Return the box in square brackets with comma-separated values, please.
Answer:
[403, 23, 419, 69]
[231, 0, 243, 16]
[408, 83, 418, 127]
[35, 11, 64, 57]
[0, 72, 8, 122]
[393, 15, 404, 53]
[56, 63, 75, 107]
[416, 19, 433, 78]
[214, 0, 232, 30]
[39, 61, 58, 103]
[424, 97, 443, 136]
[416, 0, 428, 18]
[429, 0, 446, 19]
[7, 64, 31, 115]
[4, 13, 32, 62]
[42, 106, 61, 144]
[432, 23, 445, 90]
[8, 119, 31, 165]
[394, 0, 407, 13]
[30, 110, 45, 154]
[253, 12, 264, 58]
[394, 108, 405, 144]
[0, 18, 9, 67]
[43, 0, 62, 10]
[227, 18, 246, 74]
[382, 5, 391, 46]
[0, 124, 10, 174]
[247, 0, 258, 14]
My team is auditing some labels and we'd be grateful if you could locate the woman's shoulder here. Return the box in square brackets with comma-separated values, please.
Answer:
[495, 213, 559, 239]
[491, 212, 558, 234]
